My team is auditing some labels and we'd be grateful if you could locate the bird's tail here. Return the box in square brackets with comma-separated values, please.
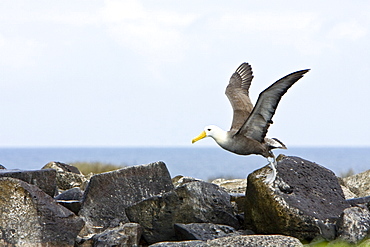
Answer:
[266, 138, 287, 150]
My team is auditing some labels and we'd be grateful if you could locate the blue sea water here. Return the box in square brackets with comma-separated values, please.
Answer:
[0, 147, 369, 180]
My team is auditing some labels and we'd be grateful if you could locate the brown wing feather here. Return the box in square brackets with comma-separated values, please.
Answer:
[237, 69, 310, 142]
[225, 63, 254, 133]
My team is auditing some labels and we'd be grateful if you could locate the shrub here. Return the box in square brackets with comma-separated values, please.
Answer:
[70, 161, 126, 175]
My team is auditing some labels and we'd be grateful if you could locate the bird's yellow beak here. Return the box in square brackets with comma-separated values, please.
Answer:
[192, 131, 207, 144]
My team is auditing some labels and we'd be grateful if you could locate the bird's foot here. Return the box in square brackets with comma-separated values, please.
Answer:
[264, 156, 277, 184]
[264, 171, 276, 184]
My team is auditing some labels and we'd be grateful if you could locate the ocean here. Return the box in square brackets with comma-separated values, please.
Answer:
[0, 147, 369, 180]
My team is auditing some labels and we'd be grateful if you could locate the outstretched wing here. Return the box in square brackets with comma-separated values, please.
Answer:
[236, 69, 310, 142]
[225, 63, 254, 134]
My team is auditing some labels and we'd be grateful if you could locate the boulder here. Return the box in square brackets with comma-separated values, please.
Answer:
[244, 155, 350, 241]
[79, 162, 174, 232]
[211, 178, 248, 214]
[342, 169, 370, 197]
[0, 168, 57, 197]
[92, 223, 142, 247]
[55, 187, 84, 201]
[205, 235, 303, 247]
[44, 161, 81, 174]
[336, 206, 370, 244]
[149, 240, 206, 247]
[126, 191, 179, 244]
[43, 161, 87, 191]
[347, 195, 370, 207]
[211, 178, 247, 194]
[230, 194, 247, 215]
[0, 177, 84, 246]
[341, 184, 358, 199]
[174, 223, 241, 241]
[126, 179, 242, 244]
[149, 235, 303, 247]
[174, 181, 240, 229]
[172, 175, 203, 188]
[57, 200, 82, 215]
[55, 187, 84, 214]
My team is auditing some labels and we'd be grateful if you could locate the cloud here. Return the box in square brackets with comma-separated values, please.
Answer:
[329, 21, 367, 41]
[101, 0, 145, 22]
[0, 0, 198, 73]
[210, 11, 327, 56]
[209, 9, 368, 56]
[218, 12, 318, 32]
[100, 0, 198, 64]
[0, 35, 42, 68]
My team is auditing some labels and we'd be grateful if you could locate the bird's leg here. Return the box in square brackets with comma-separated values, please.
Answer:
[264, 155, 277, 184]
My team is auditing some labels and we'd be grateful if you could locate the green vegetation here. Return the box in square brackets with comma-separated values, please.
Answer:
[305, 239, 361, 246]
[70, 161, 126, 175]
[339, 168, 355, 178]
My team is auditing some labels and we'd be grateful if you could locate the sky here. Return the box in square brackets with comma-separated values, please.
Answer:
[0, 0, 370, 147]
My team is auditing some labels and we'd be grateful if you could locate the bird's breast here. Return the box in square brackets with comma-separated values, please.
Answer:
[218, 135, 266, 156]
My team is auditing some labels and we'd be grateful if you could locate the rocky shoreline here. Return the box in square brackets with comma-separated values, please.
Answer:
[0, 155, 370, 246]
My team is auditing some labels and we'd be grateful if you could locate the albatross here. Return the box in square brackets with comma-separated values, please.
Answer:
[192, 63, 309, 184]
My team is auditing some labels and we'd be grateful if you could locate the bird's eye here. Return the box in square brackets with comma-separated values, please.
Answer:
[207, 128, 211, 131]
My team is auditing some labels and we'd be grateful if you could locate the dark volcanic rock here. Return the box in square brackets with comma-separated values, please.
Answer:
[212, 178, 248, 214]
[126, 191, 179, 244]
[244, 155, 350, 241]
[347, 195, 370, 207]
[92, 223, 142, 247]
[43, 161, 87, 191]
[174, 223, 240, 241]
[0, 177, 84, 246]
[43, 161, 81, 174]
[79, 162, 174, 231]
[172, 175, 203, 188]
[174, 181, 240, 229]
[57, 200, 82, 215]
[55, 187, 84, 201]
[0, 168, 57, 197]
[55, 187, 84, 214]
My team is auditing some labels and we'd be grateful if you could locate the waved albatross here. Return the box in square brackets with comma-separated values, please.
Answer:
[192, 63, 309, 184]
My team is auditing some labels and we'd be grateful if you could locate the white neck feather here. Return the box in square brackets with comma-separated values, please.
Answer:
[207, 125, 229, 146]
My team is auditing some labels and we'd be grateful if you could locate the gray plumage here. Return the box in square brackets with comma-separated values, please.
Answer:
[192, 62, 309, 183]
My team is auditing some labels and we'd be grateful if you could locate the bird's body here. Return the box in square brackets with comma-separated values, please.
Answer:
[192, 63, 309, 184]
[204, 124, 286, 157]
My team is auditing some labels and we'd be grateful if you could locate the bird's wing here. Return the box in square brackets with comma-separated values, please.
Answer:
[236, 69, 310, 142]
[225, 63, 254, 133]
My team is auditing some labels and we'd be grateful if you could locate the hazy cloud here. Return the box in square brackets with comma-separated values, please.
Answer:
[329, 21, 367, 41]
[100, 0, 197, 63]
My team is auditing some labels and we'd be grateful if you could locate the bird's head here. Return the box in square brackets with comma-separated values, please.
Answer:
[192, 125, 220, 144]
